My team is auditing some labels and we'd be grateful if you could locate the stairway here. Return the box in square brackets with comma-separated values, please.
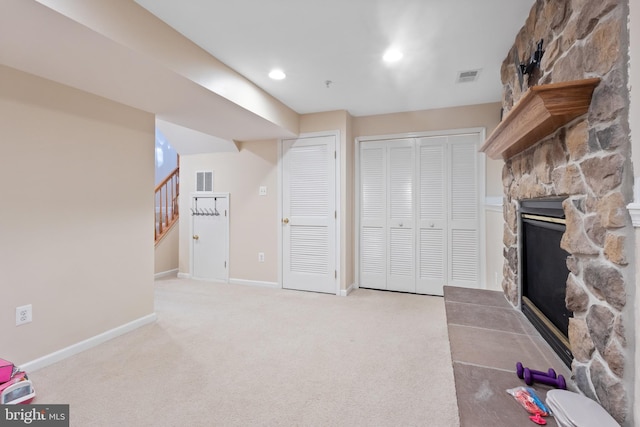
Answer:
[155, 166, 179, 244]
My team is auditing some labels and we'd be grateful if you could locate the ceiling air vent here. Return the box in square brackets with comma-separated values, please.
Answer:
[196, 171, 214, 192]
[456, 69, 481, 83]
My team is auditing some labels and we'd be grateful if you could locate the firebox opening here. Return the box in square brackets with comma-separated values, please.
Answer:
[520, 198, 573, 367]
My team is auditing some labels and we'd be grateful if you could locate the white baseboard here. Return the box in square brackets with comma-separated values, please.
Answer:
[229, 278, 279, 288]
[154, 268, 178, 279]
[339, 283, 357, 296]
[177, 272, 191, 279]
[19, 313, 157, 373]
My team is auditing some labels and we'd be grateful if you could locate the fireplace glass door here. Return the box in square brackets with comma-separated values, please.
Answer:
[520, 198, 573, 367]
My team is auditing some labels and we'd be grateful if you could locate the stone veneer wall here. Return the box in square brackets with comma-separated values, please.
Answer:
[499, 0, 633, 423]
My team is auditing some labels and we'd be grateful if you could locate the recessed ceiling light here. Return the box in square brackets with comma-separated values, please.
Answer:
[268, 69, 286, 80]
[383, 49, 403, 63]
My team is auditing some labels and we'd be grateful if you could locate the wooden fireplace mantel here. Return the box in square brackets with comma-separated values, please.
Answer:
[480, 78, 600, 160]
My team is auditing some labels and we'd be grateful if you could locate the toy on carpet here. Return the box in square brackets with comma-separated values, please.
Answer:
[0, 358, 35, 404]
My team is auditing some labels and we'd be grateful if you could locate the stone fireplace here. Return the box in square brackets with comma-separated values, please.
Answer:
[484, 0, 633, 424]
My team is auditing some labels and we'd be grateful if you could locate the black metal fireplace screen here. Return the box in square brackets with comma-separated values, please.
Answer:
[520, 198, 573, 367]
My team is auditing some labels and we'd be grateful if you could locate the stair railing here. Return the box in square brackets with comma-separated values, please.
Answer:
[155, 166, 179, 244]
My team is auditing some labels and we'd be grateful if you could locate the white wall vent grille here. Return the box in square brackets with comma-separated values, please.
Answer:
[196, 171, 214, 192]
[456, 69, 481, 83]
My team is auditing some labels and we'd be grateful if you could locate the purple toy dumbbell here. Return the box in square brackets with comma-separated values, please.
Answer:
[516, 362, 556, 379]
[523, 367, 567, 389]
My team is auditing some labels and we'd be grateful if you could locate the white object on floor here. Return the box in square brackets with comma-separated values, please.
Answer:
[546, 389, 619, 427]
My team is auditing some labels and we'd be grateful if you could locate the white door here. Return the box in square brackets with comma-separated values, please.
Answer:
[192, 195, 229, 281]
[387, 140, 415, 292]
[281, 135, 337, 294]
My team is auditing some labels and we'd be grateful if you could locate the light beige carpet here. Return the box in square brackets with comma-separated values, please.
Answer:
[29, 278, 460, 426]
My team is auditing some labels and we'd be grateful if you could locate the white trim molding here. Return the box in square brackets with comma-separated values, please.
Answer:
[485, 196, 503, 213]
[177, 272, 191, 279]
[229, 278, 279, 288]
[154, 268, 178, 279]
[339, 283, 357, 297]
[20, 313, 157, 373]
[627, 203, 640, 227]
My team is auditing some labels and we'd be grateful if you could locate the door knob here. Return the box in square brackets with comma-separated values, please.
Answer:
[193, 235, 199, 240]
[282, 218, 290, 224]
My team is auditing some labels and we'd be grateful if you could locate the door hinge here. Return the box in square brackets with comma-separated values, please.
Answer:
[224, 261, 227, 268]
[225, 210, 227, 217]
[334, 150, 336, 159]
[335, 270, 337, 279]
[334, 210, 337, 219]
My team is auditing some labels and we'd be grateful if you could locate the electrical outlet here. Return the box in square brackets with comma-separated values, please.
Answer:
[16, 304, 32, 326]
[259, 186, 267, 196]
[258, 252, 265, 262]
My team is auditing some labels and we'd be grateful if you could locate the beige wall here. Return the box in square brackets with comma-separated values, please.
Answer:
[154, 224, 179, 275]
[179, 140, 279, 283]
[0, 65, 155, 365]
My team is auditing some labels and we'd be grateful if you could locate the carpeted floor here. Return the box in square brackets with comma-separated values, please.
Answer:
[29, 278, 460, 426]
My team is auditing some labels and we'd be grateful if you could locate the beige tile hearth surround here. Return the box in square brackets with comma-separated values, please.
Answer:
[495, 0, 634, 424]
[444, 286, 572, 427]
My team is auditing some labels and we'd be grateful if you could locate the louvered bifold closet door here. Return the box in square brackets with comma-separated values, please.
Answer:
[448, 134, 480, 288]
[387, 140, 415, 293]
[416, 137, 448, 295]
[359, 141, 387, 289]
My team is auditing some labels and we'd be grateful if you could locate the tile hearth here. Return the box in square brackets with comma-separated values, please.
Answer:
[444, 286, 573, 426]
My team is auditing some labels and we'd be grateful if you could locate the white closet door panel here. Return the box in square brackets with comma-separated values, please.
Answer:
[416, 138, 447, 295]
[448, 134, 480, 288]
[450, 136, 479, 224]
[359, 142, 387, 288]
[418, 137, 447, 223]
[388, 227, 415, 292]
[360, 226, 386, 289]
[389, 143, 414, 223]
[361, 145, 386, 222]
[387, 140, 415, 292]
[450, 229, 478, 284]
[417, 228, 447, 295]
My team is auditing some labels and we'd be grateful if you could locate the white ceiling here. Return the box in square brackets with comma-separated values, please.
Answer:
[134, 0, 535, 117]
